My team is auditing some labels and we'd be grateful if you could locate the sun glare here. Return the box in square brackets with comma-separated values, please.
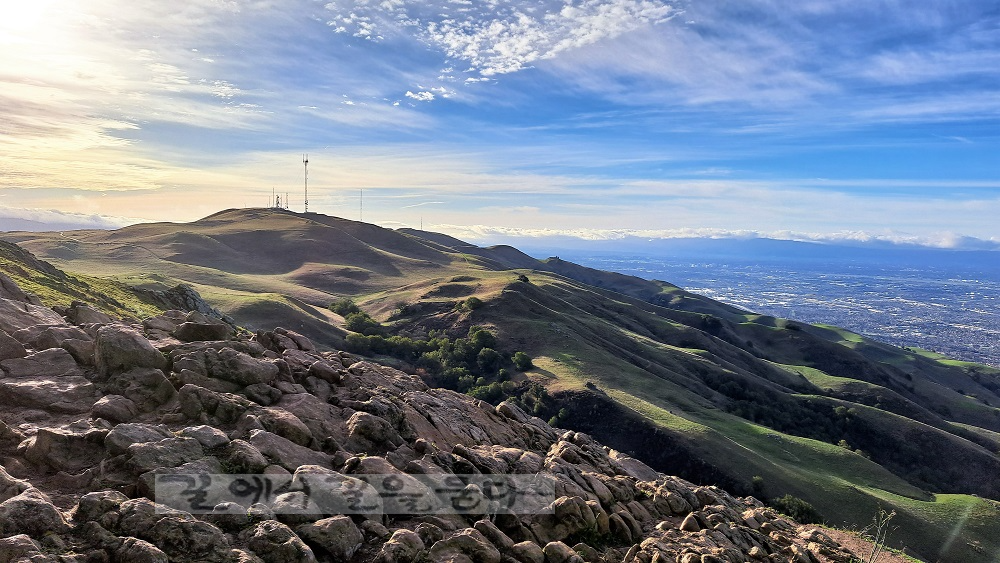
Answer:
[0, 0, 56, 35]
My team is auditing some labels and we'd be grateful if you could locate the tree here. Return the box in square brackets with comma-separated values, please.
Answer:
[477, 348, 501, 374]
[513, 351, 533, 371]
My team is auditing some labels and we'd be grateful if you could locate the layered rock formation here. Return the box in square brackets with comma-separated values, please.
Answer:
[0, 275, 861, 563]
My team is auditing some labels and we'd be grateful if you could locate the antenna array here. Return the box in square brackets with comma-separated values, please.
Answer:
[303, 154, 309, 213]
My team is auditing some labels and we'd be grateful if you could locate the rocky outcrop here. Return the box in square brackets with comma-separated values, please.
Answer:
[0, 273, 862, 563]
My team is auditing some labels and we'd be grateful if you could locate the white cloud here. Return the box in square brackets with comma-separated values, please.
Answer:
[433, 224, 1000, 251]
[406, 90, 435, 101]
[323, 0, 680, 76]
[0, 205, 147, 231]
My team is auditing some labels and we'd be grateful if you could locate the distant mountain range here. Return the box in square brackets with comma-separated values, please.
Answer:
[5, 208, 1000, 561]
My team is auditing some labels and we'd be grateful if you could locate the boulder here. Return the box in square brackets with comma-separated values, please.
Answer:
[345, 411, 404, 452]
[0, 488, 71, 536]
[375, 528, 425, 563]
[220, 439, 270, 474]
[105, 423, 174, 456]
[173, 321, 232, 342]
[16, 324, 91, 350]
[115, 537, 169, 563]
[208, 348, 279, 386]
[24, 425, 107, 473]
[428, 528, 501, 563]
[73, 490, 129, 524]
[259, 408, 314, 447]
[107, 367, 176, 412]
[248, 430, 332, 472]
[0, 534, 45, 563]
[297, 515, 364, 560]
[93, 394, 140, 423]
[126, 437, 204, 473]
[0, 329, 27, 361]
[510, 541, 545, 563]
[542, 541, 583, 563]
[178, 425, 230, 449]
[96, 325, 167, 376]
[0, 298, 66, 334]
[114, 498, 229, 560]
[66, 302, 114, 325]
[0, 347, 83, 378]
[0, 374, 99, 413]
[241, 520, 317, 563]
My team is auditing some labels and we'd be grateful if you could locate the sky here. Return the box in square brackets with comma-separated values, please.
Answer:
[1, 0, 999, 249]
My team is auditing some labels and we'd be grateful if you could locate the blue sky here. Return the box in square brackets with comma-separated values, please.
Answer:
[1, 0, 999, 248]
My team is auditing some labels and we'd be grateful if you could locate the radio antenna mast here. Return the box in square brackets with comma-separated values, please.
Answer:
[303, 154, 309, 213]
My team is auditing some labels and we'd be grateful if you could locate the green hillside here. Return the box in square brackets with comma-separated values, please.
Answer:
[6, 208, 1000, 561]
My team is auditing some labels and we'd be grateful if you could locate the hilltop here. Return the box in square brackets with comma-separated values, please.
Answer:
[6, 208, 1000, 561]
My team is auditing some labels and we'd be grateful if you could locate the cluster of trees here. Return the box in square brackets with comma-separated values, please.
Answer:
[331, 299, 542, 411]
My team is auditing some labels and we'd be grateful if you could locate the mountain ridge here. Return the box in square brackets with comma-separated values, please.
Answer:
[5, 208, 1000, 561]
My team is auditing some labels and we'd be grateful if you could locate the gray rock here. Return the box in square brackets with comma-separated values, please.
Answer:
[0, 534, 45, 563]
[16, 324, 91, 350]
[93, 394, 140, 423]
[114, 498, 229, 561]
[259, 408, 314, 447]
[0, 466, 30, 502]
[0, 488, 71, 536]
[0, 329, 27, 361]
[179, 425, 230, 449]
[510, 541, 545, 563]
[0, 297, 66, 334]
[24, 425, 107, 473]
[376, 528, 425, 563]
[0, 272, 30, 302]
[0, 347, 83, 378]
[273, 491, 323, 526]
[475, 519, 515, 552]
[248, 430, 332, 472]
[107, 367, 176, 412]
[67, 302, 114, 325]
[297, 516, 364, 560]
[244, 383, 283, 406]
[178, 384, 254, 424]
[73, 490, 129, 524]
[127, 437, 204, 473]
[428, 528, 501, 563]
[345, 411, 403, 451]
[220, 439, 269, 474]
[209, 348, 279, 386]
[0, 374, 99, 413]
[542, 541, 583, 563]
[241, 520, 317, 563]
[105, 423, 173, 456]
[96, 325, 167, 376]
[115, 537, 169, 563]
[173, 321, 232, 342]
[63, 337, 97, 365]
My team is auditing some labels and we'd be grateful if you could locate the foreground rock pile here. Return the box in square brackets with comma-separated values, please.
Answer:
[0, 272, 861, 563]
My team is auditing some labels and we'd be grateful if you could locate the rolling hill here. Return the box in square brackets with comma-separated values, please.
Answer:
[6, 207, 1000, 562]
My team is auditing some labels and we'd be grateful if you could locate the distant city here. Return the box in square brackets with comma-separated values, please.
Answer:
[556, 245, 1000, 368]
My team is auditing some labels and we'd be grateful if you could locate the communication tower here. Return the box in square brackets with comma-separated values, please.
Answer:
[303, 154, 309, 213]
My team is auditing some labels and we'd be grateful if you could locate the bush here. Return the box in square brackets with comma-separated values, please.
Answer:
[330, 298, 362, 316]
[513, 351, 533, 371]
[770, 494, 824, 524]
[343, 312, 383, 336]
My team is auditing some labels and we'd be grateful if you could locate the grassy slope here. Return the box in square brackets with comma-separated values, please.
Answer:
[7, 209, 1000, 561]
[0, 240, 165, 319]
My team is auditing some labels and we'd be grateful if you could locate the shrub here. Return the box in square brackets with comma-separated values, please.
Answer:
[770, 494, 824, 524]
[513, 351, 533, 371]
[330, 298, 362, 316]
[343, 312, 383, 336]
